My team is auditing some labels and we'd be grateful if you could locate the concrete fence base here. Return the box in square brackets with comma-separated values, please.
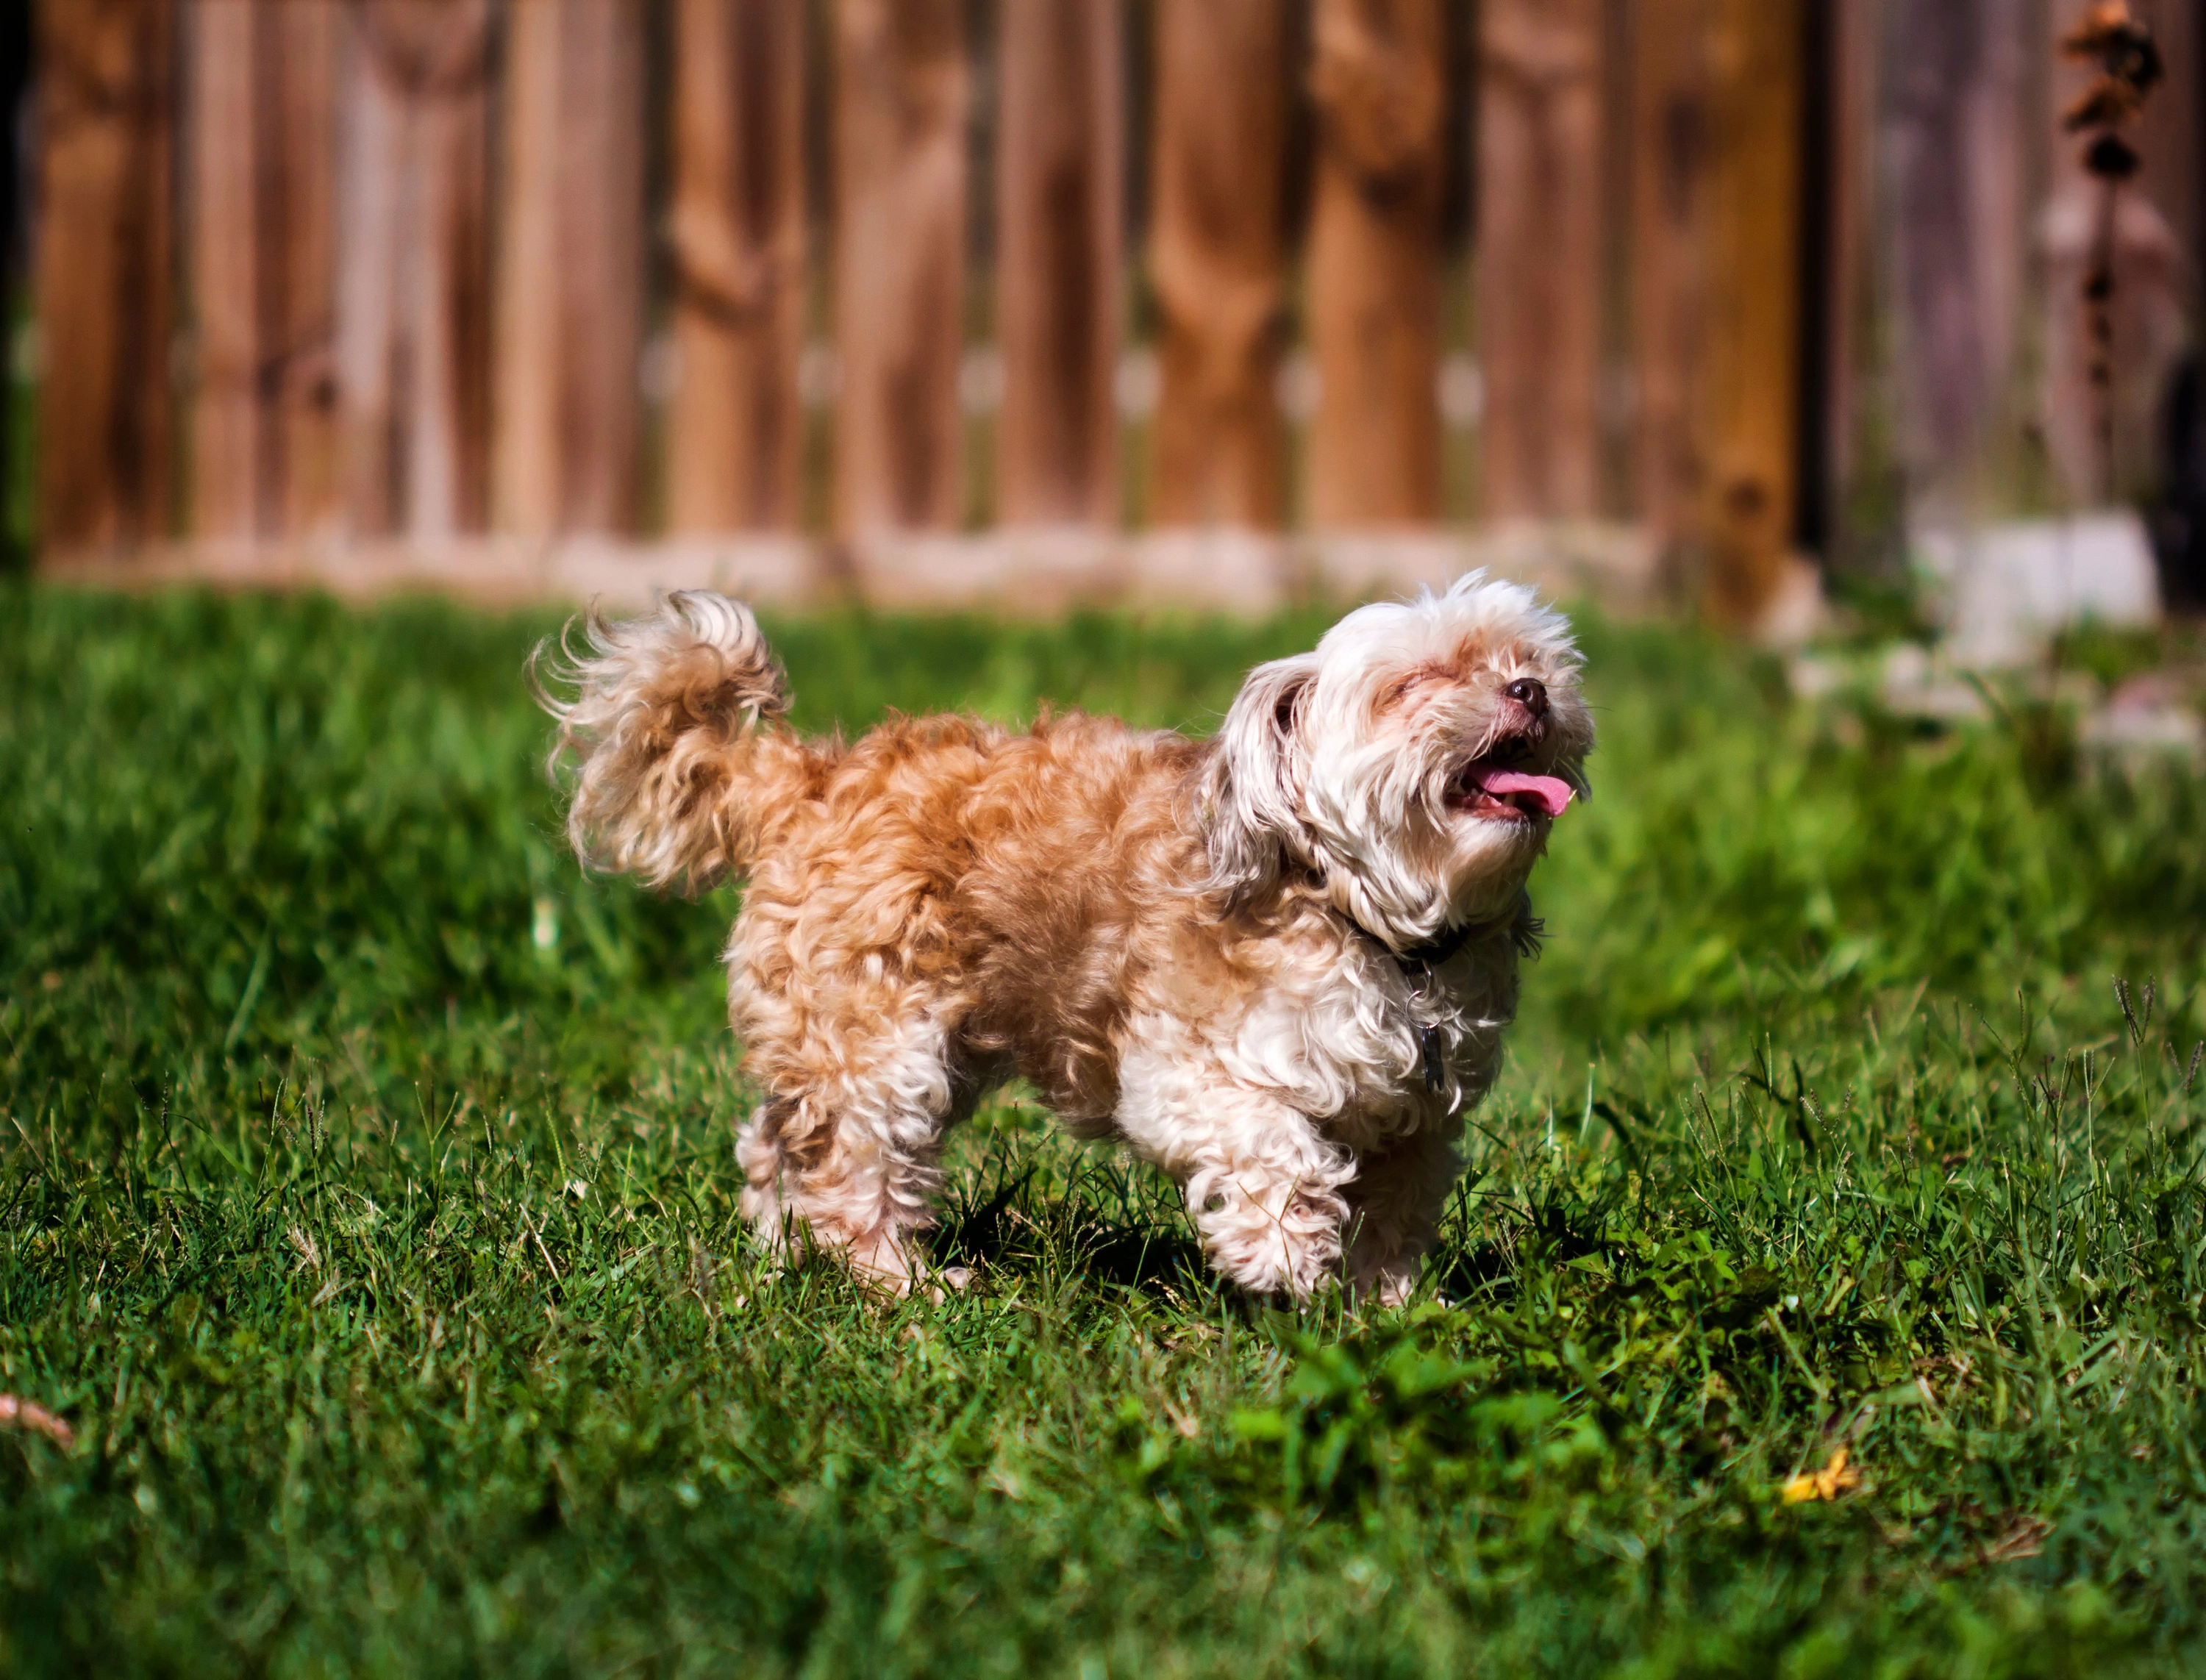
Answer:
[41, 521, 1671, 617]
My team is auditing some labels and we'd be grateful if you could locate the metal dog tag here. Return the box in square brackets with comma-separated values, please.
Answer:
[1420, 1024, 1445, 1093]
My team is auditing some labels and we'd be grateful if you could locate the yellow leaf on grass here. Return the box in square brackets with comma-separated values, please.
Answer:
[1781, 1445, 1861, 1504]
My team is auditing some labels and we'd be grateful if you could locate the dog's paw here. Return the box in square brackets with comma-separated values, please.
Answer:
[1342, 1260, 1427, 1311]
[921, 1264, 975, 1304]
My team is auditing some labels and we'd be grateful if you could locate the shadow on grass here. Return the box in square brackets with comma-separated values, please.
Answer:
[932, 1172, 1210, 1296]
[927, 1143, 1211, 1299]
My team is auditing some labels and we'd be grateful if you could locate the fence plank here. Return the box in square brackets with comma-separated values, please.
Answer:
[187, 0, 339, 540]
[997, 0, 1123, 526]
[2135, 0, 2200, 282]
[492, 0, 559, 536]
[1701, 0, 1803, 624]
[1308, 0, 1446, 526]
[1629, 0, 1709, 552]
[1813, 0, 1877, 567]
[36, 0, 176, 548]
[335, 0, 492, 540]
[265, 0, 340, 537]
[667, 0, 807, 533]
[833, 0, 968, 535]
[1149, 0, 1288, 529]
[190, 0, 260, 539]
[1884, 0, 2029, 526]
[493, 0, 645, 537]
[1477, 0, 1602, 522]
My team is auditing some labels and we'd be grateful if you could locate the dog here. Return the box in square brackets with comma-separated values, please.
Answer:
[537, 574, 1592, 1302]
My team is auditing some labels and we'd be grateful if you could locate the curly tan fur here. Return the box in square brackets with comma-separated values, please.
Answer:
[538, 579, 1593, 1301]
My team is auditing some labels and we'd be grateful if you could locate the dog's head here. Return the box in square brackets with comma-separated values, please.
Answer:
[1202, 572, 1593, 948]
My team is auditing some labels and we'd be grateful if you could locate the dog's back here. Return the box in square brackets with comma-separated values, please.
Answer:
[731, 710, 1216, 1126]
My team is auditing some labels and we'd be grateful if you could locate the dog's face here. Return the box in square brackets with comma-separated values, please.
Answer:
[1204, 573, 1593, 946]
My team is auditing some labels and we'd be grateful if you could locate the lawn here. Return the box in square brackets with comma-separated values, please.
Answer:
[2, 582, 2204, 1677]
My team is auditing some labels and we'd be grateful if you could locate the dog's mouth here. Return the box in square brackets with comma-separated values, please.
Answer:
[1443, 734, 1576, 823]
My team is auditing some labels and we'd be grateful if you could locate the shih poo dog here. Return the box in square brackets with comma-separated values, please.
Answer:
[538, 574, 1591, 1303]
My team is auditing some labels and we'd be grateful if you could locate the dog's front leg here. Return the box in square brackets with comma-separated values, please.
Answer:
[1114, 1038, 1354, 1301]
[1342, 1122, 1462, 1306]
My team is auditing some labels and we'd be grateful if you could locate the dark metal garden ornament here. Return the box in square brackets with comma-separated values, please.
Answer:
[2060, 0, 2163, 506]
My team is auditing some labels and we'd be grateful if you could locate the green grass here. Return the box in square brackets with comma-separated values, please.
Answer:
[3, 583, 2205, 1677]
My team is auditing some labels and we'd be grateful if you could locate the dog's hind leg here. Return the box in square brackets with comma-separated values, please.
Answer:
[735, 995, 964, 1294]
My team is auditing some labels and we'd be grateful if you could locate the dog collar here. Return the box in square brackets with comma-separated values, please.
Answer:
[1394, 917, 1480, 970]
[1340, 911, 1474, 1095]
[1338, 904, 1527, 1095]
[1342, 905, 1494, 971]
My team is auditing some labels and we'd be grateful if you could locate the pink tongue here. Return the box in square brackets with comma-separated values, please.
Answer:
[1474, 769, 1576, 818]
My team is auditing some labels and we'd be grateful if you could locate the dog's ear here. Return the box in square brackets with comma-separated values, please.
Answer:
[1201, 651, 1321, 897]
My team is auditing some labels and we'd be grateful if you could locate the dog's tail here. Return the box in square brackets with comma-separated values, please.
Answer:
[532, 591, 815, 893]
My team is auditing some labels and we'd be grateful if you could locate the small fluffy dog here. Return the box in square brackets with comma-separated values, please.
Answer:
[538, 575, 1592, 1302]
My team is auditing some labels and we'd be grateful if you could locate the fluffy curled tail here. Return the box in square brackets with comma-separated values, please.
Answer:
[532, 592, 811, 893]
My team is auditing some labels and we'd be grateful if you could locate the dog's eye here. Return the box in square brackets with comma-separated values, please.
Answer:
[1382, 666, 1452, 707]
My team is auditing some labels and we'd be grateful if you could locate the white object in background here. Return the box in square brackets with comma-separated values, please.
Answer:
[1113, 348, 1161, 421]
[799, 343, 841, 411]
[2080, 673, 2206, 766]
[957, 346, 1004, 416]
[1438, 356, 1483, 429]
[1754, 555, 1830, 649]
[1274, 350, 1320, 423]
[1921, 512, 2163, 667]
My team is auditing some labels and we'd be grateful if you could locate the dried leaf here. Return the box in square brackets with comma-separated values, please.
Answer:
[1980, 1513, 2050, 1566]
[1781, 1445, 1861, 1504]
[286, 1225, 322, 1273]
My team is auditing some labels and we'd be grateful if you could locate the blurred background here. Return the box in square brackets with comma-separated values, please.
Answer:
[7, 0, 2204, 640]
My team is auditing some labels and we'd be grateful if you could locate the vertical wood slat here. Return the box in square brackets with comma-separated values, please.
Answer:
[997, 0, 1124, 528]
[1149, 0, 1288, 529]
[1884, 0, 2030, 526]
[335, 0, 493, 540]
[1814, 0, 1878, 566]
[493, 0, 560, 536]
[2123, 0, 2199, 493]
[2134, 0, 2201, 282]
[265, 1, 341, 537]
[1701, 0, 1805, 625]
[1628, 0, 1709, 552]
[1476, 0, 1602, 523]
[493, 0, 646, 537]
[36, 0, 177, 548]
[667, 0, 807, 533]
[190, 0, 260, 538]
[188, 0, 339, 540]
[1307, 0, 1446, 527]
[832, 0, 968, 536]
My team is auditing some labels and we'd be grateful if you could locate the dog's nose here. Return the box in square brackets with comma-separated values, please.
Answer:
[1503, 676, 1548, 717]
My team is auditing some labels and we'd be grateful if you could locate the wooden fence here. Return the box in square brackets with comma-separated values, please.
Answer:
[29, 0, 2205, 621]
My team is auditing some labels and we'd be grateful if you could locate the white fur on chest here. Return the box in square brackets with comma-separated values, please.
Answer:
[1129, 917, 1520, 1149]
